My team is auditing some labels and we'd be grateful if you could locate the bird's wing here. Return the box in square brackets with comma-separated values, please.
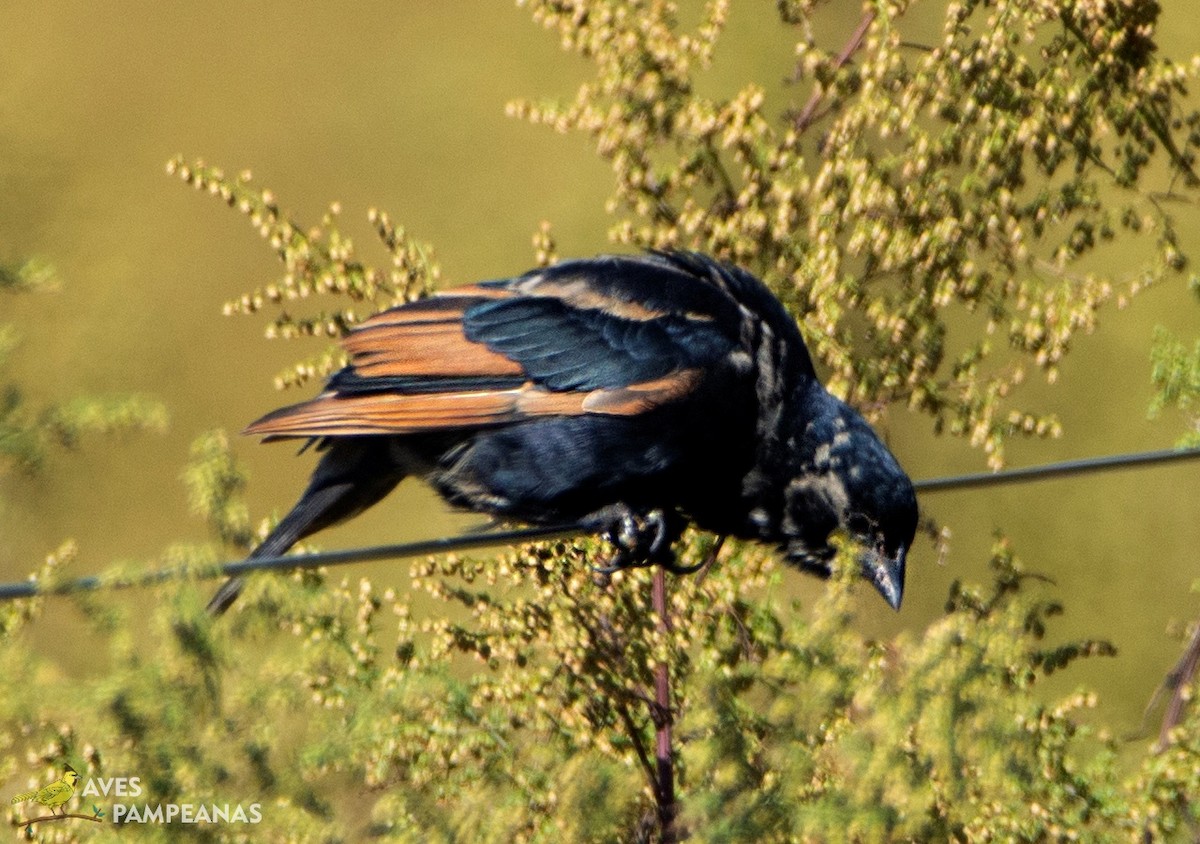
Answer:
[37, 781, 71, 803]
[245, 253, 744, 439]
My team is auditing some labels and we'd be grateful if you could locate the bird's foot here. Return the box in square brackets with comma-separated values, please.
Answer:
[584, 506, 685, 575]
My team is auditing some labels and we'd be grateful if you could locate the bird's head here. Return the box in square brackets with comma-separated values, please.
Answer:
[63, 768, 79, 785]
[780, 395, 918, 609]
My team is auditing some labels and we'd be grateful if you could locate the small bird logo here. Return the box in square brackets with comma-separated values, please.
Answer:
[10, 766, 80, 816]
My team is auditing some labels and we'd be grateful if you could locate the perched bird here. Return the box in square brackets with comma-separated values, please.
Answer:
[11, 767, 80, 816]
[206, 252, 917, 615]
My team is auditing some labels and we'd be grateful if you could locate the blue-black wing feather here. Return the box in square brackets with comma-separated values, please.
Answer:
[462, 297, 733, 391]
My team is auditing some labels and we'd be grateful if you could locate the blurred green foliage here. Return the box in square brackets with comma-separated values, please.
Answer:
[0, 259, 167, 475]
[5, 0, 1200, 841]
[1151, 326, 1200, 447]
[165, 161, 440, 393]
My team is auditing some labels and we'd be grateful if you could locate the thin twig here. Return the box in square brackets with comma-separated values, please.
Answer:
[615, 698, 661, 803]
[1154, 620, 1200, 752]
[693, 534, 727, 588]
[577, 583, 664, 805]
[793, 9, 877, 135]
[17, 812, 102, 825]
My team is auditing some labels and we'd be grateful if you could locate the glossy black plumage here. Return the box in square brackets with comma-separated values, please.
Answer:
[206, 252, 918, 615]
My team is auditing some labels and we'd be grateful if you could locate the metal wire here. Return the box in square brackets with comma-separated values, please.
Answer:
[911, 445, 1200, 492]
[0, 525, 582, 602]
[1, 445, 1197, 602]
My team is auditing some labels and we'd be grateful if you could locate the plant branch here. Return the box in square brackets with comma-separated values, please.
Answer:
[1056, 14, 1199, 187]
[652, 565, 678, 843]
[19, 813, 103, 825]
[693, 534, 727, 588]
[615, 698, 661, 802]
[793, 9, 877, 135]
[1154, 618, 1200, 752]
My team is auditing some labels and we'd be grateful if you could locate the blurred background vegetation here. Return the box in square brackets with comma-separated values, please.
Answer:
[2, 0, 1200, 840]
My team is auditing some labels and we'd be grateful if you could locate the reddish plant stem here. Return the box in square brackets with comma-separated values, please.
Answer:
[1156, 620, 1200, 751]
[652, 565, 678, 843]
[793, 9, 877, 135]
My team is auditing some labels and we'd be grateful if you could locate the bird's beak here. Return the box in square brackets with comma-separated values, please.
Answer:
[861, 544, 905, 611]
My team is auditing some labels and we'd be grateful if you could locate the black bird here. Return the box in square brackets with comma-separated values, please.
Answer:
[206, 252, 917, 615]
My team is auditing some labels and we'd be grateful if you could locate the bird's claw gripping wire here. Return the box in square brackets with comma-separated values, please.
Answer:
[586, 506, 700, 575]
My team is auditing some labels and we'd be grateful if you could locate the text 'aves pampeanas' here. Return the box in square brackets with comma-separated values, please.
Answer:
[205, 251, 918, 615]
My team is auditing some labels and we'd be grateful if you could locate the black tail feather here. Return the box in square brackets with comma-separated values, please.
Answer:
[206, 440, 407, 616]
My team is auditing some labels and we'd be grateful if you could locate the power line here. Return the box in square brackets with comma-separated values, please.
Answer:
[0, 525, 582, 602]
[912, 445, 1200, 492]
[1, 445, 1197, 603]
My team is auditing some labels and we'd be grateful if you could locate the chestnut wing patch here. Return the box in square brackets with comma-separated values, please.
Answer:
[244, 368, 704, 437]
[244, 265, 738, 440]
[341, 296, 525, 382]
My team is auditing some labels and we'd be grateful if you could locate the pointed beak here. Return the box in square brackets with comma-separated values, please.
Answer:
[861, 544, 905, 610]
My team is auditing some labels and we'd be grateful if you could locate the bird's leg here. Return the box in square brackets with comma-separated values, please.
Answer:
[585, 506, 686, 575]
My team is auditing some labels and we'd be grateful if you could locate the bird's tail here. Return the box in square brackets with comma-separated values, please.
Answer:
[205, 440, 408, 616]
[11, 791, 36, 804]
